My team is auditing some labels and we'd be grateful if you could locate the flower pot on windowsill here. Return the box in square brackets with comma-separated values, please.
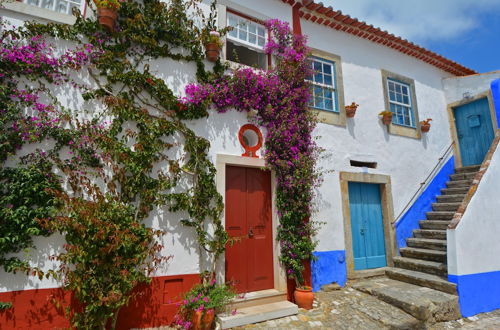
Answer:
[294, 286, 314, 310]
[97, 8, 118, 32]
[205, 42, 221, 62]
[345, 102, 359, 118]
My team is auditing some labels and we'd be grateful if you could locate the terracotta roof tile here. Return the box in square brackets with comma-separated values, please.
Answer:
[280, 0, 476, 76]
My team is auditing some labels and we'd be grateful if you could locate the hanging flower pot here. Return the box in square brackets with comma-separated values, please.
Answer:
[205, 42, 221, 62]
[294, 286, 314, 310]
[94, 0, 121, 32]
[379, 111, 393, 126]
[345, 102, 359, 118]
[420, 118, 432, 133]
[97, 8, 118, 31]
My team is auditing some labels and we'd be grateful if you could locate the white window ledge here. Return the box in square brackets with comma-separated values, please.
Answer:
[2, 2, 76, 25]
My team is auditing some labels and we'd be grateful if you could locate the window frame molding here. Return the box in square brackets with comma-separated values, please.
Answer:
[308, 49, 346, 127]
[3, 0, 83, 24]
[381, 69, 421, 139]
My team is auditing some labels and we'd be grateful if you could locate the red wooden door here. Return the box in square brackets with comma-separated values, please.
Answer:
[225, 165, 274, 293]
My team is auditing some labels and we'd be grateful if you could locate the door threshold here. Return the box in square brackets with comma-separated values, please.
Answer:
[350, 267, 388, 280]
[231, 289, 288, 309]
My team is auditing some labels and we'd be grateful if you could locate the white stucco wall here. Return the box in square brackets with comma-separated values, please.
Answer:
[447, 141, 500, 276]
[0, 0, 459, 292]
[443, 71, 500, 104]
[301, 19, 454, 252]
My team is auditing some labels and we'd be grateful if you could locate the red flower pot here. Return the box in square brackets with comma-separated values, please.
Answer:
[421, 123, 431, 133]
[191, 310, 203, 330]
[294, 286, 314, 310]
[382, 114, 393, 125]
[97, 8, 118, 32]
[345, 102, 359, 118]
[202, 309, 215, 329]
[205, 42, 220, 62]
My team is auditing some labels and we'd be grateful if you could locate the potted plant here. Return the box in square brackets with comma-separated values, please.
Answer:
[345, 102, 359, 118]
[294, 285, 314, 310]
[420, 118, 432, 133]
[202, 30, 223, 62]
[94, 0, 121, 32]
[379, 110, 393, 125]
[176, 275, 236, 330]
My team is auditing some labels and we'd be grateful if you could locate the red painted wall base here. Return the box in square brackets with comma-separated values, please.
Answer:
[0, 274, 200, 330]
[286, 259, 312, 302]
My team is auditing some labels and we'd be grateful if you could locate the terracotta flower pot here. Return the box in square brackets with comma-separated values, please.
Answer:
[381, 114, 393, 125]
[191, 310, 203, 330]
[205, 42, 220, 62]
[97, 8, 118, 32]
[202, 309, 215, 330]
[421, 123, 431, 133]
[294, 286, 314, 310]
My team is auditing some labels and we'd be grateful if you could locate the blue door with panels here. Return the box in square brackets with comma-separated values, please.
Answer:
[348, 182, 387, 270]
[454, 98, 495, 167]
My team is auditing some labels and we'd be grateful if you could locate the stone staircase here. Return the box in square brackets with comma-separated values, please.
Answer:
[353, 165, 480, 324]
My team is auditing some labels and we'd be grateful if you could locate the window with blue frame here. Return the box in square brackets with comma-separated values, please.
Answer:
[387, 78, 415, 127]
[307, 57, 338, 112]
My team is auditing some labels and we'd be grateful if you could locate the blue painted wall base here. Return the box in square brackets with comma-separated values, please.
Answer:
[449, 270, 500, 317]
[395, 156, 455, 248]
[491, 79, 500, 128]
[311, 250, 347, 292]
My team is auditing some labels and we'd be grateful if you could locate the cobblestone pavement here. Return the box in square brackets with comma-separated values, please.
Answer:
[237, 285, 500, 330]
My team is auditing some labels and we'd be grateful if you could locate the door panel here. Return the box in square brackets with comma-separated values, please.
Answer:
[225, 166, 274, 293]
[455, 98, 495, 166]
[348, 182, 387, 270]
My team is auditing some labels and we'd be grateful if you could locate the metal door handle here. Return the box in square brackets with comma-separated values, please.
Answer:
[360, 228, 365, 235]
[248, 228, 254, 238]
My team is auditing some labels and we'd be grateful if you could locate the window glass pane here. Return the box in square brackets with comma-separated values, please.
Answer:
[238, 29, 247, 41]
[324, 74, 332, 86]
[41, 0, 54, 9]
[390, 103, 397, 113]
[313, 61, 322, 73]
[324, 88, 333, 100]
[257, 37, 265, 47]
[27, 0, 40, 5]
[229, 16, 238, 28]
[248, 33, 256, 44]
[395, 84, 402, 93]
[389, 92, 396, 102]
[316, 97, 324, 109]
[323, 63, 332, 75]
[388, 81, 395, 92]
[56, 0, 68, 13]
[403, 95, 409, 104]
[314, 72, 323, 84]
[396, 93, 403, 103]
[402, 85, 408, 95]
[324, 98, 333, 111]
[258, 27, 265, 37]
[248, 24, 256, 35]
[314, 86, 323, 98]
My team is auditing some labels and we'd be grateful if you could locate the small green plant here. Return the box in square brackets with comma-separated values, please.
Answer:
[202, 30, 223, 48]
[93, 0, 121, 10]
[421, 118, 432, 125]
[0, 301, 12, 310]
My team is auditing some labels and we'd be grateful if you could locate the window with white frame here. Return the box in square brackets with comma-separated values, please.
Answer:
[226, 12, 268, 69]
[387, 78, 415, 127]
[307, 57, 338, 112]
[24, 0, 83, 15]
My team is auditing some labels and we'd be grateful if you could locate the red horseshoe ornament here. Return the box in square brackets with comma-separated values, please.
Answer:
[238, 124, 263, 158]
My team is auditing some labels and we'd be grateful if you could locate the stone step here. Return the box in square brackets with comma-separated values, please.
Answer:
[400, 247, 446, 262]
[407, 238, 447, 251]
[446, 179, 473, 188]
[217, 300, 298, 329]
[419, 220, 450, 230]
[413, 229, 446, 240]
[436, 194, 466, 203]
[352, 277, 460, 323]
[449, 172, 476, 181]
[441, 187, 470, 195]
[455, 165, 481, 173]
[432, 202, 461, 212]
[426, 211, 455, 220]
[385, 268, 457, 295]
[231, 290, 288, 309]
[393, 256, 447, 276]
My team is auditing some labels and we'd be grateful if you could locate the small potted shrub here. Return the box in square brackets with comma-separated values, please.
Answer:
[94, 0, 121, 32]
[294, 285, 314, 310]
[345, 102, 359, 118]
[420, 118, 432, 133]
[176, 275, 236, 330]
[203, 30, 223, 62]
[379, 110, 393, 125]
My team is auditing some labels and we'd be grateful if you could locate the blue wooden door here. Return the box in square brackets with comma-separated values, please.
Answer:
[455, 98, 495, 167]
[348, 182, 386, 270]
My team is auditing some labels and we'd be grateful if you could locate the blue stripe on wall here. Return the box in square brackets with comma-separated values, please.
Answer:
[311, 250, 347, 292]
[395, 156, 455, 249]
[491, 79, 500, 128]
[449, 270, 500, 317]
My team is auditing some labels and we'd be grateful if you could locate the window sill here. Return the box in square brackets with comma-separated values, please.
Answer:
[2, 2, 77, 25]
[388, 123, 421, 139]
[311, 108, 346, 127]
[224, 59, 268, 74]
